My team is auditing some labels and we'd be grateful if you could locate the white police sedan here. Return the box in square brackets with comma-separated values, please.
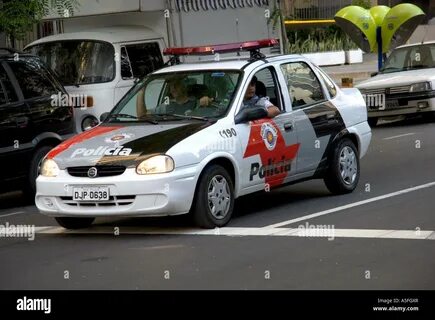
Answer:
[357, 41, 435, 126]
[36, 39, 371, 229]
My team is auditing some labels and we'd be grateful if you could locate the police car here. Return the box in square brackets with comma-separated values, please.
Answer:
[36, 39, 372, 229]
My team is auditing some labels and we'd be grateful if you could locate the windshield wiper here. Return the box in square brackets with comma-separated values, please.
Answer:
[170, 114, 209, 121]
[109, 113, 158, 124]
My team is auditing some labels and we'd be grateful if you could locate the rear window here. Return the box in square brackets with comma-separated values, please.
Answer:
[26, 40, 115, 86]
[7, 59, 64, 99]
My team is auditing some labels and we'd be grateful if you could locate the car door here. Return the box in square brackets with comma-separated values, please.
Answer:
[278, 61, 346, 176]
[6, 58, 73, 138]
[0, 62, 30, 182]
[237, 66, 300, 193]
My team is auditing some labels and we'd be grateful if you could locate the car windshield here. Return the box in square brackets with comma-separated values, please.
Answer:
[25, 40, 115, 86]
[380, 43, 435, 74]
[107, 70, 242, 122]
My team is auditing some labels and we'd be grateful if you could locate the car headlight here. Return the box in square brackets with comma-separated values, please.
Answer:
[40, 159, 60, 177]
[136, 155, 174, 175]
[409, 82, 431, 93]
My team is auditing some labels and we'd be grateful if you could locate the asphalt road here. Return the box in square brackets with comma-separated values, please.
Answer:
[1, 115, 435, 291]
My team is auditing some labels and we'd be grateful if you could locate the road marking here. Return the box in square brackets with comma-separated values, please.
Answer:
[263, 181, 435, 229]
[33, 226, 435, 240]
[383, 133, 415, 140]
[0, 211, 25, 217]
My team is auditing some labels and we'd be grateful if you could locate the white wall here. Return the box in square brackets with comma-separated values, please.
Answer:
[173, 7, 276, 47]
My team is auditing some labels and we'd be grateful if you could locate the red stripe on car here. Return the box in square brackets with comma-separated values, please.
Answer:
[47, 126, 122, 159]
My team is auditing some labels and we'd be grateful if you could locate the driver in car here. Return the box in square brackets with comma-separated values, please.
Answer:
[136, 77, 196, 118]
[199, 76, 280, 118]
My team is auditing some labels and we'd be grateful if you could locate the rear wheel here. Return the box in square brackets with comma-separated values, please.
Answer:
[55, 217, 95, 229]
[191, 164, 234, 228]
[324, 138, 360, 194]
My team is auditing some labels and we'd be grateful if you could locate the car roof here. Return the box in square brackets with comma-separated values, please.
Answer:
[396, 40, 435, 50]
[153, 54, 305, 74]
[25, 26, 163, 48]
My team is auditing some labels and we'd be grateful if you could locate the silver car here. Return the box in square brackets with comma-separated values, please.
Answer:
[357, 41, 435, 126]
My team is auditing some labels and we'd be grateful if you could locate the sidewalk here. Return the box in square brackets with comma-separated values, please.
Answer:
[322, 53, 378, 86]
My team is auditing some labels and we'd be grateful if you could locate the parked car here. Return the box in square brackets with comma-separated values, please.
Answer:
[35, 39, 371, 229]
[357, 41, 435, 126]
[25, 26, 166, 132]
[0, 50, 75, 195]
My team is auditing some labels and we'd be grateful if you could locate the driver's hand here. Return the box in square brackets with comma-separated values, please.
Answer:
[199, 96, 214, 107]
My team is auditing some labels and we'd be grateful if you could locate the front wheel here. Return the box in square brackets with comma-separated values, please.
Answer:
[55, 217, 95, 229]
[324, 138, 360, 195]
[191, 165, 234, 229]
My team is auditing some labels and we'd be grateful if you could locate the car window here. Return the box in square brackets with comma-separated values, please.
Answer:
[253, 67, 281, 109]
[122, 43, 163, 79]
[110, 70, 242, 122]
[280, 62, 325, 109]
[26, 40, 115, 85]
[121, 46, 133, 79]
[315, 66, 337, 98]
[7, 60, 61, 99]
[0, 65, 18, 103]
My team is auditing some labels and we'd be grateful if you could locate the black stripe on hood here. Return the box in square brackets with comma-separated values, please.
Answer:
[96, 122, 212, 167]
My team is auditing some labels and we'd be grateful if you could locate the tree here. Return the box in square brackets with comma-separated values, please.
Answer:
[0, 0, 79, 41]
[268, 0, 290, 54]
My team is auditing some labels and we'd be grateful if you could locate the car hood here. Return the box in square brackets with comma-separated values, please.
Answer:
[357, 68, 435, 90]
[46, 121, 212, 169]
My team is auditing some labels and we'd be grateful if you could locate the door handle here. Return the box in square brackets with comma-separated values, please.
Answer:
[284, 122, 293, 131]
[15, 116, 29, 128]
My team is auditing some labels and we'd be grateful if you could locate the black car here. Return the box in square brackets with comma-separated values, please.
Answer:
[0, 49, 75, 195]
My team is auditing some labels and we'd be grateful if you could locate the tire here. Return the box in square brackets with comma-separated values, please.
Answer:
[324, 138, 360, 195]
[55, 217, 95, 229]
[24, 145, 54, 197]
[191, 164, 235, 229]
[367, 117, 378, 127]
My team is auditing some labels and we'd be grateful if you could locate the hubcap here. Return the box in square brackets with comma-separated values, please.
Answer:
[207, 175, 231, 220]
[339, 146, 357, 185]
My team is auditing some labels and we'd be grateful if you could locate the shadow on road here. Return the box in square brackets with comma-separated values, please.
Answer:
[95, 184, 331, 228]
[0, 191, 33, 210]
[376, 114, 435, 128]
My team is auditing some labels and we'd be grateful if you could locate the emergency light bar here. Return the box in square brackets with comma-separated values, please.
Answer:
[163, 39, 279, 64]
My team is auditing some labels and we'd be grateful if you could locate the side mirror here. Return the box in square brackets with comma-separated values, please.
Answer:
[100, 112, 109, 122]
[235, 106, 268, 124]
[370, 71, 379, 77]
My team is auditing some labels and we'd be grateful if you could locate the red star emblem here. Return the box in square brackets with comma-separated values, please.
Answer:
[243, 119, 300, 188]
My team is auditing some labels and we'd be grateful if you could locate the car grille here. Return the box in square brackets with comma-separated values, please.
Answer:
[389, 85, 411, 94]
[360, 88, 385, 95]
[67, 166, 126, 177]
[360, 85, 411, 96]
[60, 195, 135, 207]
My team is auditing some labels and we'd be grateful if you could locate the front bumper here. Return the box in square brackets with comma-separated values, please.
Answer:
[367, 91, 435, 118]
[35, 165, 198, 217]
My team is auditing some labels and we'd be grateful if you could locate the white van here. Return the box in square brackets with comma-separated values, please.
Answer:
[25, 26, 166, 132]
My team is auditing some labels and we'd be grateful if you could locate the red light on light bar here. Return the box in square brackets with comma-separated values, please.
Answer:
[163, 38, 278, 56]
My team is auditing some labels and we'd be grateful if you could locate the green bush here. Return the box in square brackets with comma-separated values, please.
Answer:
[287, 25, 359, 53]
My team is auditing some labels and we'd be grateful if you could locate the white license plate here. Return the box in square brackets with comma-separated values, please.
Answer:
[386, 100, 399, 109]
[73, 187, 110, 201]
